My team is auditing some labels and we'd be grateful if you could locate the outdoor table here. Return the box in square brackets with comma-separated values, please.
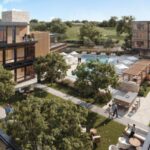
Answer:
[129, 137, 141, 147]
[90, 128, 97, 136]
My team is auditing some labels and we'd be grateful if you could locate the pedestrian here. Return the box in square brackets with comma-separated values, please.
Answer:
[112, 103, 118, 118]
[107, 104, 112, 119]
[129, 124, 136, 138]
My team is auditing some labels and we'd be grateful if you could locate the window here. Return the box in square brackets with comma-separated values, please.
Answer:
[17, 47, 25, 61]
[0, 27, 7, 43]
[5, 49, 14, 63]
[0, 51, 3, 64]
[137, 24, 145, 30]
[26, 65, 34, 79]
[16, 67, 25, 82]
[136, 41, 144, 47]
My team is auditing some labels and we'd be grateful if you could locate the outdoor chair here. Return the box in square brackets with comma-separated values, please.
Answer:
[108, 145, 119, 150]
[117, 137, 131, 149]
[92, 135, 101, 143]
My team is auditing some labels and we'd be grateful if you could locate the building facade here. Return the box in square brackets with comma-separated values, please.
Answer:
[0, 11, 37, 84]
[132, 21, 150, 58]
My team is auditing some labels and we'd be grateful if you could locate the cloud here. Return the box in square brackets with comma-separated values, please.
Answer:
[3, 0, 22, 4]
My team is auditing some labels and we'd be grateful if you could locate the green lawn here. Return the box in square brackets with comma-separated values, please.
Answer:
[65, 25, 126, 44]
[48, 83, 107, 107]
[34, 89, 125, 150]
[0, 89, 125, 150]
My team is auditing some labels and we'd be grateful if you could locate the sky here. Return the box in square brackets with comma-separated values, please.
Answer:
[0, 0, 150, 21]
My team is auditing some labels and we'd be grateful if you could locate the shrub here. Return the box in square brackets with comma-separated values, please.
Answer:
[94, 91, 112, 104]
[138, 86, 145, 97]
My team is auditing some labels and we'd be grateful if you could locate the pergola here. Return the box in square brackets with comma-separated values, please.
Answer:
[123, 60, 150, 85]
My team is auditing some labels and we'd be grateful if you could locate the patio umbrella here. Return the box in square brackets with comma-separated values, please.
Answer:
[60, 52, 67, 56]
[121, 60, 134, 65]
[127, 56, 138, 61]
[70, 51, 79, 56]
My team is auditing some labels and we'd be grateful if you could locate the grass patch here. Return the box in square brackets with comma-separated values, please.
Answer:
[87, 112, 125, 150]
[65, 25, 126, 45]
[48, 83, 108, 107]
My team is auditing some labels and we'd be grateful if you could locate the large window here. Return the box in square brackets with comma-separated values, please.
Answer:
[16, 67, 25, 82]
[5, 49, 14, 63]
[0, 27, 7, 43]
[136, 41, 144, 47]
[17, 48, 25, 61]
[26, 65, 35, 79]
[26, 45, 35, 60]
[0, 51, 3, 64]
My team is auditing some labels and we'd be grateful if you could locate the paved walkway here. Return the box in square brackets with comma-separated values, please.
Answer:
[127, 93, 150, 125]
[35, 84, 150, 131]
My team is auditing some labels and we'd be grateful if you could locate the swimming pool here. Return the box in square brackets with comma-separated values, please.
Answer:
[81, 54, 117, 64]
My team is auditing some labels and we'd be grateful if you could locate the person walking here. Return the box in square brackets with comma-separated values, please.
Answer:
[107, 104, 112, 119]
[112, 103, 118, 118]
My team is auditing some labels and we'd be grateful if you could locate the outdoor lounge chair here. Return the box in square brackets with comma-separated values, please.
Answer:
[117, 137, 131, 149]
[108, 145, 119, 150]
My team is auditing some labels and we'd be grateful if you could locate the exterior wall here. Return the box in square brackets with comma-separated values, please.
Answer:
[32, 31, 50, 57]
[2, 11, 29, 23]
[16, 26, 28, 43]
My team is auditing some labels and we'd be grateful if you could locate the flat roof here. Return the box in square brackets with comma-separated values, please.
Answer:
[123, 59, 150, 76]
[0, 22, 28, 27]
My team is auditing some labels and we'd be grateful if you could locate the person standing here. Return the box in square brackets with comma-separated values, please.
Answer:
[112, 103, 118, 118]
[129, 124, 136, 138]
[108, 104, 112, 119]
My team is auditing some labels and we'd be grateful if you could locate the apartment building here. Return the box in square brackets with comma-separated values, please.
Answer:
[0, 10, 49, 88]
[132, 21, 150, 57]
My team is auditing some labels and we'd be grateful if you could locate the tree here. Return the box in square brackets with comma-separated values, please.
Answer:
[80, 23, 101, 45]
[116, 16, 134, 35]
[73, 61, 118, 99]
[50, 18, 67, 34]
[104, 38, 114, 49]
[116, 16, 134, 49]
[0, 65, 15, 101]
[6, 96, 92, 150]
[30, 19, 38, 24]
[65, 21, 72, 27]
[33, 56, 47, 83]
[108, 16, 118, 27]
[45, 53, 68, 83]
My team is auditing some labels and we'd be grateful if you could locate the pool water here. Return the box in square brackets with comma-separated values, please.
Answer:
[81, 54, 116, 64]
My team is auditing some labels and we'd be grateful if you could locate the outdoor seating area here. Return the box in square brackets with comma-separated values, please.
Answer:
[109, 124, 148, 150]
[79, 125, 101, 146]
[123, 59, 150, 85]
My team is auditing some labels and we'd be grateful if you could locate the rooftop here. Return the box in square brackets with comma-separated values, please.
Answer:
[123, 60, 150, 76]
[0, 22, 28, 27]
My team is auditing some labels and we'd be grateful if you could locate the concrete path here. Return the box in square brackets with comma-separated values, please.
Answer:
[127, 93, 150, 125]
[35, 84, 150, 131]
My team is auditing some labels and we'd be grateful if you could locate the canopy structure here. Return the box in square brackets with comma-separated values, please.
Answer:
[65, 54, 75, 59]
[127, 56, 138, 61]
[70, 51, 79, 56]
[115, 64, 128, 74]
[60, 52, 67, 56]
[115, 64, 128, 70]
[121, 60, 134, 65]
